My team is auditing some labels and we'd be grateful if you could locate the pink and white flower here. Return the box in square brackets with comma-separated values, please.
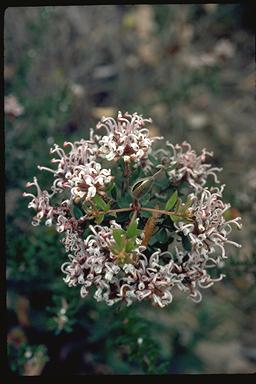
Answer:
[96, 111, 162, 168]
[165, 141, 222, 192]
[175, 188, 242, 261]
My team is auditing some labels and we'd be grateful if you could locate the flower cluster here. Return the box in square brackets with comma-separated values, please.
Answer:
[24, 111, 242, 308]
[175, 188, 242, 261]
[60, 222, 222, 307]
[23, 177, 54, 227]
[155, 141, 222, 192]
[96, 111, 162, 170]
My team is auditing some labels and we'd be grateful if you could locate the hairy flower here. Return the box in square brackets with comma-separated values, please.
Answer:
[175, 188, 242, 261]
[96, 111, 162, 168]
[23, 177, 54, 226]
[26, 137, 113, 207]
[61, 224, 228, 307]
[69, 161, 113, 201]
[164, 141, 222, 192]
[61, 221, 122, 303]
[23, 111, 242, 308]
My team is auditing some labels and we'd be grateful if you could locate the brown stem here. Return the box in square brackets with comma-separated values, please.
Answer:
[77, 207, 133, 224]
[109, 207, 133, 214]
[98, 206, 191, 219]
[93, 207, 133, 216]
[78, 205, 193, 223]
[140, 207, 188, 218]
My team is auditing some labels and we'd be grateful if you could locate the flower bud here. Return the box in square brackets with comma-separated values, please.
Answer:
[131, 177, 155, 199]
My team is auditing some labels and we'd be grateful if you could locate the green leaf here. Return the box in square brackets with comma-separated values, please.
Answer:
[118, 193, 133, 208]
[129, 166, 143, 184]
[110, 245, 122, 254]
[148, 236, 158, 246]
[181, 234, 192, 252]
[95, 213, 104, 224]
[139, 193, 151, 206]
[72, 204, 84, 219]
[105, 182, 114, 193]
[83, 227, 91, 238]
[126, 219, 138, 239]
[112, 229, 125, 249]
[125, 239, 136, 253]
[110, 184, 117, 200]
[170, 214, 181, 223]
[92, 195, 109, 211]
[175, 197, 182, 212]
[165, 190, 178, 210]
[183, 195, 193, 211]
[156, 228, 168, 243]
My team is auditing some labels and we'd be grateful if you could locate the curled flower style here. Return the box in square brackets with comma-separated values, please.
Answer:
[37, 136, 112, 202]
[164, 141, 222, 192]
[175, 188, 242, 261]
[24, 111, 242, 308]
[96, 111, 163, 167]
[23, 177, 54, 226]
[61, 221, 122, 304]
[69, 161, 113, 201]
[61, 225, 227, 308]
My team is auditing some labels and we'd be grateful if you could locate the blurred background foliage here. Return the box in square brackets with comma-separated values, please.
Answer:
[5, 4, 256, 374]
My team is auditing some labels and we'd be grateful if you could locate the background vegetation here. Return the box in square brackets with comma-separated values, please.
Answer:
[5, 4, 255, 374]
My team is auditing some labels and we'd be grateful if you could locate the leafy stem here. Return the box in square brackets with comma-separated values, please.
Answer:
[79, 206, 193, 221]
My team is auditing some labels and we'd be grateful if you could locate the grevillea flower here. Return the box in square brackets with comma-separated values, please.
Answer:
[60, 224, 228, 307]
[69, 161, 113, 201]
[35, 136, 113, 202]
[23, 177, 54, 226]
[156, 141, 222, 192]
[96, 111, 162, 169]
[174, 188, 242, 261]
[23, 111, 242, 308]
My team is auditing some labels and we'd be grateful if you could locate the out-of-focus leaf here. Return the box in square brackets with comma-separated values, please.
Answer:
[110, 184, 117, 200]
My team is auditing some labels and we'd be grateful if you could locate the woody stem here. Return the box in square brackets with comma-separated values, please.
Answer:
[105, 207, 133, 214]
[95, 206, 190, 219]
[140, 207, 189, 218]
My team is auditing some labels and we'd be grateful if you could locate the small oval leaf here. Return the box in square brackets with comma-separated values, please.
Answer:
[93, 195, 109, 211]
[165, 190, 178, 210]
[112, 229, 125, 249]
[126, 219, 138, 239]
